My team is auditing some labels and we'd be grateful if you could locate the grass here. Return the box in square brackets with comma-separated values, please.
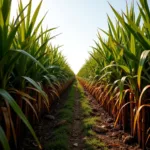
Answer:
[81, 97, 92, 117]
[77, 81, 108, 150]
[44, 83, 76, 150]
[83, 117, 99, 130]
[85, 138, 107, 150]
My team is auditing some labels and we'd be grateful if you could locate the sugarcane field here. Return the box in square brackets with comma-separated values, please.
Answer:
[0, 0, 150, 150]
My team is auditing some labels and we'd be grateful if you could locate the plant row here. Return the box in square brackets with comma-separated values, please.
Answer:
[0, 0, 74, 149]
[78, 0, 150, 149]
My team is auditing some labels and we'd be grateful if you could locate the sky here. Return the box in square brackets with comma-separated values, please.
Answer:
[11, 0, 138, 74]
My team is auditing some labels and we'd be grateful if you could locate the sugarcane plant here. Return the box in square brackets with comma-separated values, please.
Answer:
[0, 0, 74, 149]
[78, 0, 150, 148]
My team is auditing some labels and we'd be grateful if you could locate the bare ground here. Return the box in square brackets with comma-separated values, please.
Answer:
[83, 89, 142, 150]
[18, 82, 143, 150]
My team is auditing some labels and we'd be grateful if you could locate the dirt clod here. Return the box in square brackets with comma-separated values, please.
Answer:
[105, 124, 113, 129]
[44, 115, 55, 120]
[123, 135, 135, 145]
[93, 125, 108, 133]
[113, 124, 122, 131]
[73, 143, 78, 147]
[106, 118, 113, 123]
[92, 107, 99, 112]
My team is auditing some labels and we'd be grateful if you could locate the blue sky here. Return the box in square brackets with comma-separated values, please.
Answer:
[11, 0, 138, 74]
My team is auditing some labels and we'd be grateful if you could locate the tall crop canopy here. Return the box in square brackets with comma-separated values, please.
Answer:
[78, 0, 150, 148]
[0, 0, 74, 149]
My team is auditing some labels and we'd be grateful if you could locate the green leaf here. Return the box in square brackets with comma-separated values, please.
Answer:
[18, 0, 26, 42]
[27, 0, 42, 36]
[0, 8, 4, 29]
[2, 0, 11, 25]
[26, 0, 32, 29]
[107, 15, 117, 40]
[101, 64, 130, 74]
[137, 50, 150, 89]
[0, 125, 10, 150]
[7, 17, 26, 50]
[12, 49, 48, 73]
[130, 34, 135, 55]
[23, 76, 48, 104]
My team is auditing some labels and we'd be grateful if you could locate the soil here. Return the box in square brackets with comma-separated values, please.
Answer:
[18, 86, 71, 150]
[69, 86, 84, 149]
[83, 89, 142, 150]
[18, 83, 142, 150]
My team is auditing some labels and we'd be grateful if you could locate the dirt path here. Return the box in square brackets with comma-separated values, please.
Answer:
[19, 81, 143, 150]
[69, 85, 84, 150]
